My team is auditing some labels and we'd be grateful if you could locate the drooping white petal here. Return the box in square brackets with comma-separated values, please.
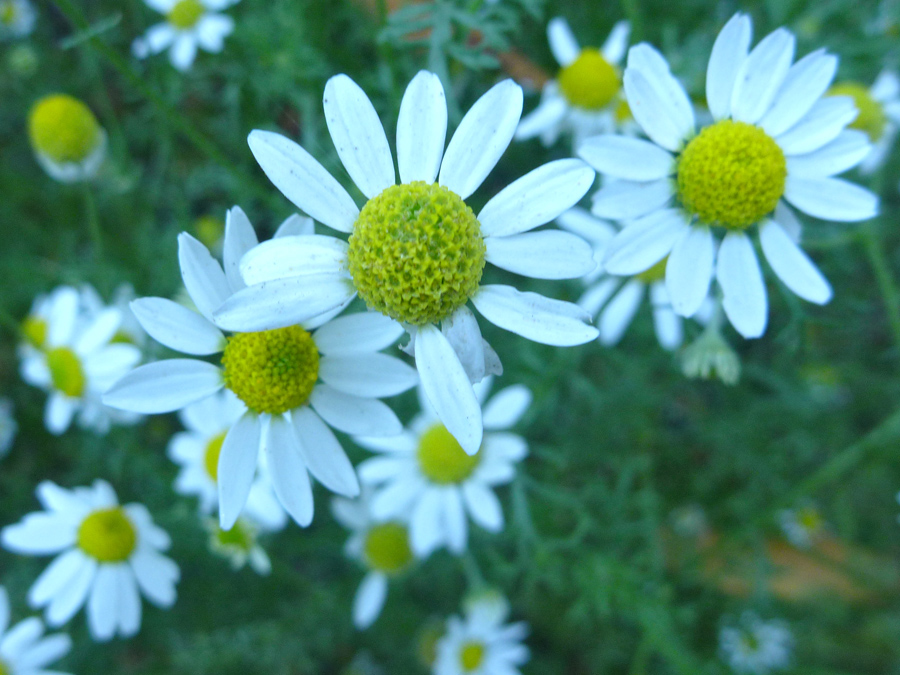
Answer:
[312, 312, 403, 356]
[318, 353, 417, 398]
[578, 277, 620, 316]
[547, 17, 580, 67]
[292, 407, 360, 497]
[730, 27, 795, 124]
[599, 280, 643, 345]
[483, 385, 532, 430]
[130, 298, 225, 355]
[443, 488, 468, 553]
[410, 488, 446, 556]
[142, 23, 176, 54]
[115, 565, 141, 638]
[577, 135, 674, 181]
[706, 13, 752, 120]
[44, 394, 75, 436]
[102, 359, 223, 414]
[775, 201, 803, 243]
[169, 34, 197, 72]
[717, 231, 768, 339]
[650, 283, 683, 350]
[353, 572, 388, 629]
[195, 14, 233, 52]
[397, 71, 447, 184]
[485, 230, 595, 280]
[775, 96, 858, 155]
[239, 235, 347, 285]
[463, 482, 504, 532]
[784, 177, 878, 222]
[441, 305, 486, 384]
[265, 416, 314, 527]
[515, 95, 567, 141]
[177, 232, 229, 322]
[591, 178, 674, 220]
[217, 412, 261, 530]
[759, 49, 838, 137]
[274, 214, 315, 238]
[129, 549, 179, 607]
[759, 219, 832, 304]
[223, 206, 259, 291]
[665, 225, 714, 317]
[601, 20, 631, 64]
[603, 208, 688, 275]
[87, 565, 118, 641]
[785, 130, 871, 178]
[44, 557, 96, 627]
[309, 385, 402, 436]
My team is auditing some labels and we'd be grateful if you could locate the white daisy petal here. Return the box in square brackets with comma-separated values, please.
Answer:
[397, 71, 448, 184]
[87, 565, 118, 641]
[309, 385, 402, 436]
[292, 407, 360, 497]
[599, 280, 643, 345]
[16, 633, 72, 670]
[223, 206, 259, 291]
[130, 549, 178, 607]
[785, 130, 871, 178]
[441, 305, 486, 385]
[353, 572, 388, 629]
[759, 219, 832, 304]
[274, 214, 315, 238]
[651, 285, 683, 351]
[195, 14, 233, 52]
[731, 27, 795, 124]
[102, 359, 224, 414]
[577, 136, 674, 181]
[265, 417, 314, 527]
[178, 232, 229, 322]
[463, 481, 504, 531]
[115, 566, 141, 638]
[370, 475, 426, 520]
[483, 385, 531, 430]
[760, 49, 838, 137]
[665, 225, 714, 317]
[36, 482, 88, 519]
[84, 344, 142, 391]
[706, 13, 752, 120]
[143, 23, 176, 54]
[556, 207, 617, 246]
[547, 17, 580, 67]
[591, 178, 674, 220]
[73, 308, 121, 356]
[130, 297, 225, 355]
[319, 353, 417, 399]
[601, 20, 631, 64]
[217, 412, 261, 530]
[46, 287, 79, 347]
[784, 177, 878, 222]
[515, 96, 567, 141]
[357, 456, 412, 483]
[2, 515, 75, 554]
[44, 394, 75, 436]
[45, 557, 96, 627]
[410, 488, 446, 555]
[169, 34, 197, 72]
[443, 488, 468, 553]
[775, 201, 803, 243]
[603, 208, 688, 275]
[775, 96, 858, 155]
[28, 550, 87, 607]
[1, 617, 43, 659]
[578, 277, 620, 316]
[717, 231, 768, 339]
[248, 130, 360, 233]
[239, 235, 348, 285]
[485, 230, 595, 280]
[312, 312, 403, 356]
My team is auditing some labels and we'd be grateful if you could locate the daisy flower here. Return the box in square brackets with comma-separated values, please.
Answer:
[28, 94, 106, 183]
[356, 377, 529, 557]
[203, 516, 272, 575]
[515, 17, 631, 147]
[778, 502, 825, 548]
[213, 70, 597, 455]
[103, 206, 415, 530]
[829, 69, 900, 174]
[332, 487, 418, 629]
[0, 586, 72, 675]
[0, 0, 36, 40]
[719, 612, 792, 674]
[132, 0, 238, 72]
[0, 398, 16, 458]
[1, 480, 179, 642]
[578, 13, 879, 338]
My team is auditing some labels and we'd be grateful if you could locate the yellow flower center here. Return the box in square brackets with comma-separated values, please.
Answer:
[215, 519, 254, 552]
[47, 347, 86, 398]
[558, 48, 620, 111]
[221, 326, 319, 415]
[204, 431, 227, 482]
[614, 96, 632, 123]
[347, 181, 485, 326]
[635, 256, 668, 284]
[77, 507, 137, 563]
[21, 315, 47, 349]
[828, 82, 887, 142]
[459, 641, 486, 671]
[739, 632, 761, 652]
[194, 215, 225, 249]
[417, 423, 481, 484]
[0, 658, 8, 675]
[797, 506, 822, 533]
[677, 120, 786, 230]
[110, 330, 135, 345]
[167, 0, 205, 29]
[1, 1, 18, 25]
[28, 94, 101, 164]
[363, 522, 413, 574]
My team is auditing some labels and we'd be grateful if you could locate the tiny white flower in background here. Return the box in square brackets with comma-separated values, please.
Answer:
[719, 612, 792, 674]
[132, 0, 238, 72]
[0, 399, 16, 459]
[1, 480, 180, 642]
[578, 13, 879, 339]
[829, 70, 900, 174]
[515, 17, 632, 147]
[356, 377, 530, 557]
[203, 516, 271, 575]
[27, 94, 106, 183]
[213, 70, 597, 456]
[0, 0, 36, 40]
[0, 586, 72, 675]
[778, 502, 825, 548]
[104, 207, 416, 530]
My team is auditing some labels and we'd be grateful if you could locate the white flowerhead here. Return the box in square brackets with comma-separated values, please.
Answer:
[132, 0, 238, 71]
[28, 94, 106, 183]
[204, 516, 271, 575]
[356, 377, 530, 557]
[778, 502, 825, 549]
[214, 70, 597, 455]
[103, 207, 416, 530]
[578, 12, 879, 339]
[0, 398, 16, 458]
[0, 0, 36, 40]
[0, 586, 72, 675]
[719, 612, 792, 674]
[829, 69, 900, 174]
[0, 480, 179, 642]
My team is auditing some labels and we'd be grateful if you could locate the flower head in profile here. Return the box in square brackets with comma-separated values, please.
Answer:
[0, 0, 36, 40]
[104, 207, 416, 530]
[579, 13, 878, 339]
[204, 516, 272, 575]
[214, 71, 597, 455]
[719, 612, 792, 674]
[516, 17, 632, 147]
[778, 502, 825, 548]
[28, 94, 106, 183]
[1, 480, 179, 642]
[829, 69, 900, 174]
[0, 586, 72, 675]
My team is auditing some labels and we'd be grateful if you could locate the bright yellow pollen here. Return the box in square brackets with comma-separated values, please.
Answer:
[363, 522, 413, 574]
[221, 326, 319, 415]
[47, 347, 86, 398]
[194, 215, 225, 249]
[77, 508, 137, 562]
[460, 641, 486, 671]
[21, 315, 47, 348]
[215, 519, 254, 551]
[677, 120, 786, 230]
[417, 424, 480, 484]
[28, 94, 101, 164]
[614, 96, 632, 123]
[347, 182, 485, 326]
[167, 0, 205, 29]
[204, 432, 227, 482]
[635, 256, 668, 284]
[558, 48, 620, 111]
[797, 507, 822, 532]
[829, 82, 887, 142]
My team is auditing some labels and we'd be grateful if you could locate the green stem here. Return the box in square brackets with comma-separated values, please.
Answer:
[860, 221, 900, 354]
[82, 184, 103, 257]
[461, 551, 486, 590]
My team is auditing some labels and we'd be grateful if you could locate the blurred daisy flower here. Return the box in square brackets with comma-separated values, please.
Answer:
[132, 0, 238, 72]
[829, 70, 900, 174]
[516, 17, 631, 146]
[214, 70, 597, 455]
[355, 378, 529, 557]
[204, 516, 271, 575]
[0, 0, 35, 40]
[778, 502, 825, 548]
[28, 94, 106, 183]
[0, 586, 72, 675]
[579, 13, 878, 339]
[719, 612, 792, 674]
[0, 398, 16, 458]
[1, 480, 179, 642]
[104, 207, 415, 530]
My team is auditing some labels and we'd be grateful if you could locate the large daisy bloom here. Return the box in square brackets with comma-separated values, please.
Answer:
[103, 207, 416, 530]
[355, 377, 530, 557]
[28, 94, 106, 183]
[1, 481, 179, 642]
[515, 17, 631, 146]
[829, 69, 900, 174]
[213, 70, 597, 455]
[0, 0, 36, 40]
[132, 0, 238, 72]
[0, 586, 72, 675]
[719, 612, 792, 674]
[579, 13, 879, 338]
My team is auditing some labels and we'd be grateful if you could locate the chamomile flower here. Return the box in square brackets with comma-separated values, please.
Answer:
[104, 207, 415, 530]
[515, 17, 631, 147]
[829, 69, 900, 174]
[0, 399, 16, 458]
[778, 502, 825, 548]
[0, 0, 36, 40]
[28, 94, 106, 183]
[1, 480, 179, 642]
[719, 613, 792, 674]
[356, 378, 529, 557]
[204, 516, 271, 575]
[0, 586, 72, 675]
[132, 0, 238, 72]
[579, 13, 879, 338]
[214, 70, 597, 455]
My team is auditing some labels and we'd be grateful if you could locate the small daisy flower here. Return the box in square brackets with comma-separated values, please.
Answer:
[213, 70, 597, 455]
[28, 94, 106, 183]
[1, 480, 179, 642]
[104, 207, 416, 530]
[332, 488, 418, 629]
[719, 612, 792, 675]
[778, 502, 825, 548]
[0, 0, 36, 40]
[0, 586, 72, 675]
[0, 398, 16, 458]
[829, 70, 900, 174]
[356, 378, 530, 557]
[579, 13, 879, 339]
[203, 516, 271, 575]
[132, 0, 238, 72]
[515, 17, 631, 146]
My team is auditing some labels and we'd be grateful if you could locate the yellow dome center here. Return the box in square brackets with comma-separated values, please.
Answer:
[363, 522, 413, 574]
[417, 423, 481, 484]
[797, 506, 822, 533]
[21, 315, 47, 349]
[167, 0, 205, 29]
[204, 431, 227, 482]
[677, 120, 786, 230]
[28, 94, 101, 164]
[828, 82, 887, 142]
[47, 347, 86, 398]
[194, 215, 225, 249]
[635, 256, 668, 284]
[77, 507, 137, 562]
[347, 181, 485, 326]
[214, 518, 254, 551]
[558, 48, 620, 111]
[460, 641, 486, 671]
[1, 1, 18, 25]
[0, 657, 9, 675]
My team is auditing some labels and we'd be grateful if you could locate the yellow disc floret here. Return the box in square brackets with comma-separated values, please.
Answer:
[167, 0, 205, 29]
[558, 48, 620, 111]
[364, 522, 413, 574]
[677, 120, 786, 230]
[221, 326, 319, 415]
[47, 347, 85, 398]
[460, 641, 486, 671]
[204, 431, 227, 482]
[417, 423, 481, 484]
[194, 215, 225, 249]
[21, 315, 47, 349]
[347, 182, 485, 326]
[829, 82, 887, 142]
[77, 507, 137, 562]
[214, 519, 254, 552]
[635, 256, 668, 284]
[28, 94, 101, 164]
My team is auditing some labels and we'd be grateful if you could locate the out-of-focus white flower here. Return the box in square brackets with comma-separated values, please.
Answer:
[778, 503, 825, 548]
[720, 612, 792, 674]
[829, 70, 900, 174]
[0, 0, 36, 40]
[204, 516, 271, 575]
[0, 398, 16, 458]
[28, 94, 106, 183]
[0, 585, 72, 675]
